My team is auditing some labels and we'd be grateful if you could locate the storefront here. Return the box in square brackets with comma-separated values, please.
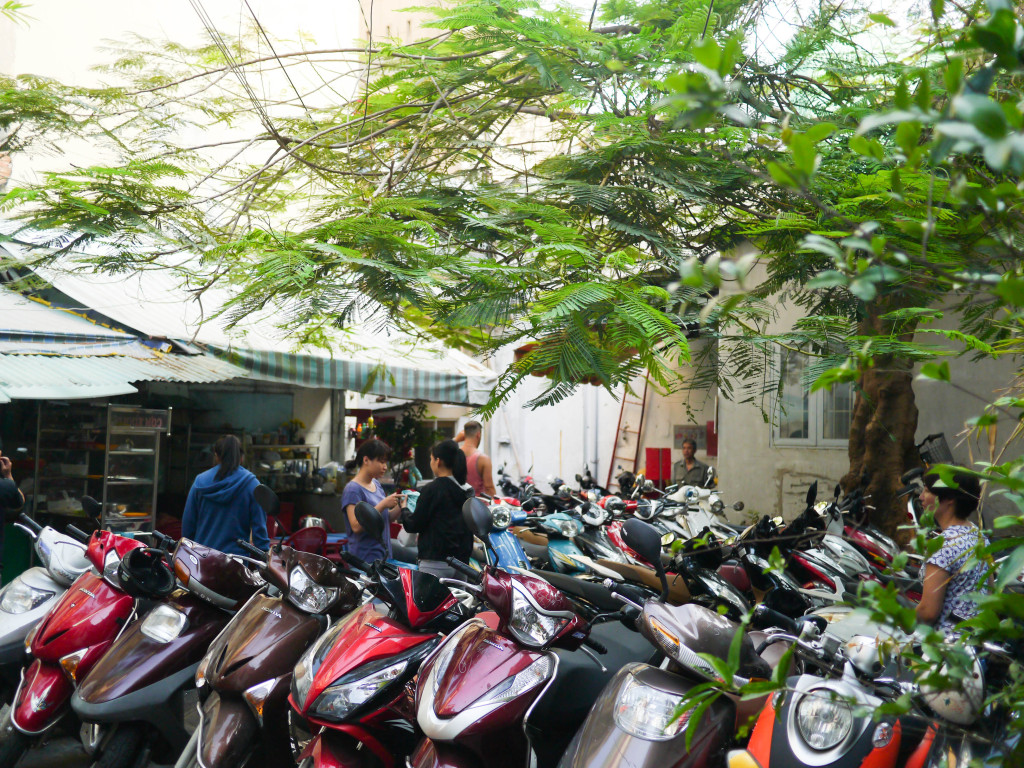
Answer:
[0, 252, 497, 579]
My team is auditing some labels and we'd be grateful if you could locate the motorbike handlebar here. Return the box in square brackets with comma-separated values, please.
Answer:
[446, 557, 483, 584]
[582, 636, 608, 654]
[752, 604, 800, 635]
[236, 539, 268, 559]
[65, 525, 91, 544]
[341, 551, 372, 572]
[17, 513, 42, 536]
[151, 530, 177, 551]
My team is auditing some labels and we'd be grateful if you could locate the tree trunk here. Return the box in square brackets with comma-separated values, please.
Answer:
[840, 300, 921, 537]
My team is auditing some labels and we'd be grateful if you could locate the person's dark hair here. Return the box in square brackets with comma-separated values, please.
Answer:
[464, 421, 482, 439]
[345, 438, 392, 472]
[924, 469, 981, 519]
[214, 435, 243, 481]
[432, 439, 467, 485]
[682, 438, 697, 451]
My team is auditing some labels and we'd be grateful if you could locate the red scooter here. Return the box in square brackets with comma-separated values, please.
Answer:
[407, 499, 660, 768]
[0, 499, 169, 768]
[289, 502, 474, 768]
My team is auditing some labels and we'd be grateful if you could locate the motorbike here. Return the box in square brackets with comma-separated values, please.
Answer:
[0, 513, 91, 705]
[406, 503, 662, 768]
[558, 519, 811, 768]
[70, 527, 266, 768]
[728, 617, 934, 768]
[173, 489, 364, 768]
[0, 502, 160, 768]
[289, 502, 476, 768]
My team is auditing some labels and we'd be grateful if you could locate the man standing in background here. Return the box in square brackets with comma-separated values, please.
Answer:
[456, 421, 496, 497]
[0, 450, 25, 582]
[673, 438, 712, 487]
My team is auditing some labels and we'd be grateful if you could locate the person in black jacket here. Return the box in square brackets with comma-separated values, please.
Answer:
[400, 439, 474, 579]
[0, 450, 25, 581]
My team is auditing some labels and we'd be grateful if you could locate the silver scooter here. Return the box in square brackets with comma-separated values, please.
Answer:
[0, 512, 91, 703]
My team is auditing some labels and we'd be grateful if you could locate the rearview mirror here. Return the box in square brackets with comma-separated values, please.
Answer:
[621, 518, 664, 574]
[732, 501, 745, 512]
[805, 481, 818, 507]
[463, 497, 494, 539]
[81, 496, 102, 521]
[254, 484, 280, 517]
[354, 501, 385, 543]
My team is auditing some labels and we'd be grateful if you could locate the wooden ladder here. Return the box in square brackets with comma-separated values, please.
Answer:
[605, 375, 651, 491]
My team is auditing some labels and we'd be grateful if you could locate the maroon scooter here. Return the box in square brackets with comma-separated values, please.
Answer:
[174, 490, 364, 768]
[407, 499, 660, 768]
[70, 532, 265, 768]
[0, 500, 162, 768]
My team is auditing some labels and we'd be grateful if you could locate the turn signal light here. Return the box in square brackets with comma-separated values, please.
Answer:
[726, 751, 763, 768]
[60, 649, 88, 683]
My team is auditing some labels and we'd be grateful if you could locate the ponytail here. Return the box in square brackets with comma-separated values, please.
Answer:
[214, 435, 242, 481]
[432, 439, 467, 485]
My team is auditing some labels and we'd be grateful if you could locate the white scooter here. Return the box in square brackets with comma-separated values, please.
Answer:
[0, 512, 91, 704]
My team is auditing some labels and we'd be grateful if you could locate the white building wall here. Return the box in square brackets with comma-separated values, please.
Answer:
[717, 261, 1021, 524]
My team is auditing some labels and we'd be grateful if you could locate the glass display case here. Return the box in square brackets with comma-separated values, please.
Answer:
[32, 404, 171, 534]
[101, 406, 171, 533]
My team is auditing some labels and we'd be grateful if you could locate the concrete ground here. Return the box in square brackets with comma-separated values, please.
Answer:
[3, 693, 200, 768]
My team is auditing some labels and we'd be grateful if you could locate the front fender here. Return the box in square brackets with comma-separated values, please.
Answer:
[198, 692, 258, 768]
[298, 730, 363, 768]
[10, 660, 72, 734]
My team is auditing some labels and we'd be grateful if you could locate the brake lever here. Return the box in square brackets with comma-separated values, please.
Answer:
[580, 645, 607, 672]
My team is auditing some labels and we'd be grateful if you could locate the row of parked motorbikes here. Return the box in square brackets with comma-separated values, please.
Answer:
[0, 468, 1017, 768]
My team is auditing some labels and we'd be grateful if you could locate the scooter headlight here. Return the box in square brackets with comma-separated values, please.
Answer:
[508, 583, 569, 648]
[614, 674, 689, 741]
[140, 604, 188, 643]
[490, 506, 512, 531]
[795, 688, 853, 750]
[0, 581, 54, 614]
[287, 566, 340, 614]
[292, 611, 361, 710]
[558, 520, 581, 538]
[311, 658, 409, 721]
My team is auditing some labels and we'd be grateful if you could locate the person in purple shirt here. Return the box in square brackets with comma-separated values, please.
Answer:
[341, 439, 403, 563]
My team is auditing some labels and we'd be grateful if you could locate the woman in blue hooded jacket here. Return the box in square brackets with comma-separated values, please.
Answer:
[182, 435, 269, 556]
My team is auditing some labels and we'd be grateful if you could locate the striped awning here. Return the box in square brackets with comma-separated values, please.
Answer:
[213, 347, 473, 404]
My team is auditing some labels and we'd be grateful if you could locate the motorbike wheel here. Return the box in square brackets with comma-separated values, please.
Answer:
[0, 710, 29, 768]
[90, 723, 147, 768]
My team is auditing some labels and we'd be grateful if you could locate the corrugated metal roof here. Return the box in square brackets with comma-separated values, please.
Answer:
[0, 287, 135, 341]
[0, 351, 248, 401]
[2, 231, 497, 404]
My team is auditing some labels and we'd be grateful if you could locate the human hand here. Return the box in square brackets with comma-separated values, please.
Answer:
[384, 492, 404, 509]
[0, 453, 11, 480]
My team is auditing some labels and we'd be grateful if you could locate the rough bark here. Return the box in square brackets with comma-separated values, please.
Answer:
[840, 300, 921, 537]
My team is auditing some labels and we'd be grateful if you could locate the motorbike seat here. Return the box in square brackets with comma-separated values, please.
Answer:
[519, 540, 550, 562]
[594, 559, 692, 604]
[513, 527, 549, 547]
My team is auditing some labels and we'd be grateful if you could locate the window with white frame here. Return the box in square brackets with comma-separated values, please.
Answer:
[773, 350, 853, 446]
